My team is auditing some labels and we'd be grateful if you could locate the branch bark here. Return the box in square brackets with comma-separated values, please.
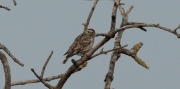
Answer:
[0, 5, 10, 11]
[0, 51, 11, 89]
[83, 0, 99, 31]
[91, 45, 127, 59]
[0, 43, 24, 66]
[31, 69, 54, 89]
[115, 23, 180, 38]
[11, 74, 63, 86]
[13, 0, 17, 6]
[40, 51, 53, 78]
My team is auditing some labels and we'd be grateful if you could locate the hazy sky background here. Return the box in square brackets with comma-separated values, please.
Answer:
[0, 0, 180, 89]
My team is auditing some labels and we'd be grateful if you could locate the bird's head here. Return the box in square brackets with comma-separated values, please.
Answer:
[85, 28, 95, 36]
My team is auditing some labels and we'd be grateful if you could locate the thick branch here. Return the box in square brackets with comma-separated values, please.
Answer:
[40, 51, 53, 78]
[0, 43, 24, 66]
[0, 5, 10, 11]
[31, 69, 54, 89]
[0, 51, 11, 89]
[11, 74, 63, 86]
[104, 0, 120, 89]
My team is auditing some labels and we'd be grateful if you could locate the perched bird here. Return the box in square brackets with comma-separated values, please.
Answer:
[62, 28, 96, 64]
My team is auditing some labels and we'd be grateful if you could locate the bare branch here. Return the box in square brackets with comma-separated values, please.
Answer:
[119, 3, 125, 5]
[31, 68, 54, 89]
[11, 74, 63, 86]
[13, 0, 17, 6]
[0, 5, 10, 11]
[127, 22, 147, 31]
[95, 33, 109, 37]
[90, 44, 127, 59]
[118, 2, 125, 17]
[116, 24, 180, 38]
[40, 51, 53, 78]
[121, 42, 149, 69]
[125, 5, 133, 15]
[0, 43, 24, 66]
[0, 51, 11, 89]
[83, 0, 99, 31]
[104, 0, 120, 89]
[174, 24, 180, 32]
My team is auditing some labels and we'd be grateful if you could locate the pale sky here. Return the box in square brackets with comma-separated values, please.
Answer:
[0, 0, 180, 89]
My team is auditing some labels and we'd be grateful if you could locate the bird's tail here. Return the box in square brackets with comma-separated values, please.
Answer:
[62, 57, 69, 64]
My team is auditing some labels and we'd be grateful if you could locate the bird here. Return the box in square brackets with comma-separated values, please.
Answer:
[62, 28, 96, 64]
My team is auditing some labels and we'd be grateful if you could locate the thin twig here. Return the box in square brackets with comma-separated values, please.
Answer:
[174, 25, 180, 32]
[127, 22, 147, 31]
[0, 43, 24, 66]
[91, 44, 127, 59]
[118, 1, 125, 17]
[0, 5, 10, 11]
[125, 5, 133, 16]
[84, 0, 99, 31]
[31, 68, 54, 89]
[0, 51, 11, 89]
[115, 24, 180, 38]
[40, 51, 53, 78]
[13, 0, 17, 6]
[11, 74, 63, 86]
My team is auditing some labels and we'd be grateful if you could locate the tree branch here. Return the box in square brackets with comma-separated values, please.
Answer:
[11, 74, 63, 86]
[0, 43, 24, 66]
[121, 42, 149, 69]
[31, 69, 54, 89]
[125, 5, 133, 16]
[13, 0, 17, 6]
[95, 33, 109, 37]
[90, 44, 127, 59]
[0, 51, 11, 89]
[83, 0, 99, 31]
[127, 22, 147, 32]
[104, 0, 120, 89]
[0, 5, 10, 11]
[174, 25, 180, 32]
[40, 51, 53, 78]
[115, 24, 180, 38]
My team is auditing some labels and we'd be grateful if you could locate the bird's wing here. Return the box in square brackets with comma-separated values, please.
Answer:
[65, 33, 84, 56]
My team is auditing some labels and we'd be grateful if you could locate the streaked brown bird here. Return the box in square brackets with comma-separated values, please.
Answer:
[62, 28, 95, 64]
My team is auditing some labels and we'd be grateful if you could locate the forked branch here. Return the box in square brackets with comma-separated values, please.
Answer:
[90, 44, 128, 59]
[40, 51, 53, 78]
[11, 74, 63, 86]
[31, 69, 54, 89]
